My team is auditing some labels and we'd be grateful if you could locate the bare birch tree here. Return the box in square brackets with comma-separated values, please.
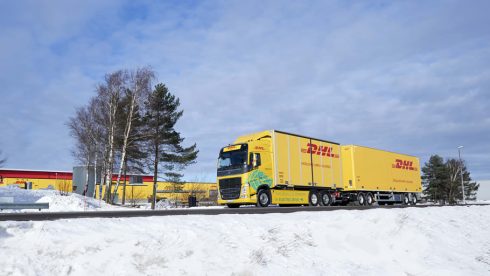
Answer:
[112, 67, 154, 202]
[96, 70, 126, 202]
[68, 98, 105, 196]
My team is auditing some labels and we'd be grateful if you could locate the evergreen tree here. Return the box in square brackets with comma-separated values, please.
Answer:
[422, 155, 449, 203]
[144, 83, 198, 209]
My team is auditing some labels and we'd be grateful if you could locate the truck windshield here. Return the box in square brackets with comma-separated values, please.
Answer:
[218, 150, 247, 170]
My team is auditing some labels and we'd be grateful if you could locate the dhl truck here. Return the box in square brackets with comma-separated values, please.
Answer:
[217, 130, 421, 207]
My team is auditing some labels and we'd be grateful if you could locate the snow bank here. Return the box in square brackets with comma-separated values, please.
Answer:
[0, 186, 119, 212]
[1, 205, 489, 275]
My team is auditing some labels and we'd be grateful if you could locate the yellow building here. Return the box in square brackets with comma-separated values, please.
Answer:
[95, 181, 218, 204]
[0, 168, 217, 205]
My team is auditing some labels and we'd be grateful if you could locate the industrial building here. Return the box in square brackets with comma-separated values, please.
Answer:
[0, 168, 217, 205]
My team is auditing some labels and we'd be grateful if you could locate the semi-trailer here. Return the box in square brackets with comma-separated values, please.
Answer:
[216, 130, 422, 208]
[340, 145, 421, 205]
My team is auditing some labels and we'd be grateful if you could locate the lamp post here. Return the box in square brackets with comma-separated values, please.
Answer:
[457, 146, 465, 204]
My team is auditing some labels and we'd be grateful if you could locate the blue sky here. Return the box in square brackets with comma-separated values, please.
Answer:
[0, 1, 489, 188]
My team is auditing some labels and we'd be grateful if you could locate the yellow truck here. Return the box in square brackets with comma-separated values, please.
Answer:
[217, 130, 422, 207]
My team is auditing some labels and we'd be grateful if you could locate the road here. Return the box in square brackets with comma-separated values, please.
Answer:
[0, 204, 487, 221]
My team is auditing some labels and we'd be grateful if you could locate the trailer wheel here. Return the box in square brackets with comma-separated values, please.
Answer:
[410, 193, 417, 205]
[227, 204, 240, 208]
[366, 192, 374, 206]
[357, 192, 366, 206]
[403, 194, 410, 205]
[309, 191, 319, 206]
[257, 189, 271, 207]
[320, 191, 332, 206]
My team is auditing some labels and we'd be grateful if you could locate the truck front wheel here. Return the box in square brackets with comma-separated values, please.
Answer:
[257, 189, 271, 207]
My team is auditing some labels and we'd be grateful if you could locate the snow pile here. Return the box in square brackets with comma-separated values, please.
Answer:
[0, 186, 119, 212]
[1, 205, 489, 275]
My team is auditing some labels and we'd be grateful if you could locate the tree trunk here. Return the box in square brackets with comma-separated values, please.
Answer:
[94, 150, 98, 198]
[113, 96, 136, 201]
[84, 159, 90, 196]
[122, 160, 127, 205]
[151, 128, 159, 210]
[99, 152, 106, 201]
[104, 106, 117, 203]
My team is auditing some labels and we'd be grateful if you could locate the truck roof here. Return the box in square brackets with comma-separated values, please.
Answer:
[234, 130, 340, 145]
[342, 144, 419, 158]
[274, 130, 340, 145]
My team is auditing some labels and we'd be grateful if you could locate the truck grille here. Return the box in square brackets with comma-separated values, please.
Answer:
[219, 177, 241, 200]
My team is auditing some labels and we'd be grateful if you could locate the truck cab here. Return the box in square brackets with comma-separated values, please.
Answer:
[217, 134, 273, 208]
[216, 130, 339, 208]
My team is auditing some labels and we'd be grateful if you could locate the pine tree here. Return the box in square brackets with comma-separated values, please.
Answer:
[144, 83, 198, 209]
[422, 155, 449, 203]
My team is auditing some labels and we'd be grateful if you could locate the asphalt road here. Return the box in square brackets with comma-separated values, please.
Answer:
[0, 204, 487, 221]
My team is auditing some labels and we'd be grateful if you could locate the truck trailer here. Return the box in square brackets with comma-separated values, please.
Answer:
[216, 130, 422, 207]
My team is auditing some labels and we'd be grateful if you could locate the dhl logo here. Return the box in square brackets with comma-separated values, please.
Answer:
[392, 159, 417, 171]
[302, 143, 339, 158]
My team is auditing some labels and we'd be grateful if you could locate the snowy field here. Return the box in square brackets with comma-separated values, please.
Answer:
[1, 205, 489, 275]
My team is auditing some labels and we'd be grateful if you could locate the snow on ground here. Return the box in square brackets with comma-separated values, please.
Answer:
[0, 186, 223, 212]
[1, 206, 489, 275]
[0, 186, 120, 212]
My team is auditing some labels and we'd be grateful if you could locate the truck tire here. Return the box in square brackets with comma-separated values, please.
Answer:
[257, 189, 271, 207]
[357, 192, 366, 206]
[319, 191, 332, 206]
[403, 194, 410, 205]
[227, 204, 240, 208]
[309, 191, 319, 206]
[410, 193, 417, 205]
[366, 192, 374, 206]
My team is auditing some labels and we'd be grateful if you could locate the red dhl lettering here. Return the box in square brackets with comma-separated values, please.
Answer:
[392, 159, 417, 171]
[255, 146, 265, 150]
[302, 143, 339, 158]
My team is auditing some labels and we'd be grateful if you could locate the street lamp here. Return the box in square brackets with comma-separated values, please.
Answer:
[457, 146, 465, 204]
